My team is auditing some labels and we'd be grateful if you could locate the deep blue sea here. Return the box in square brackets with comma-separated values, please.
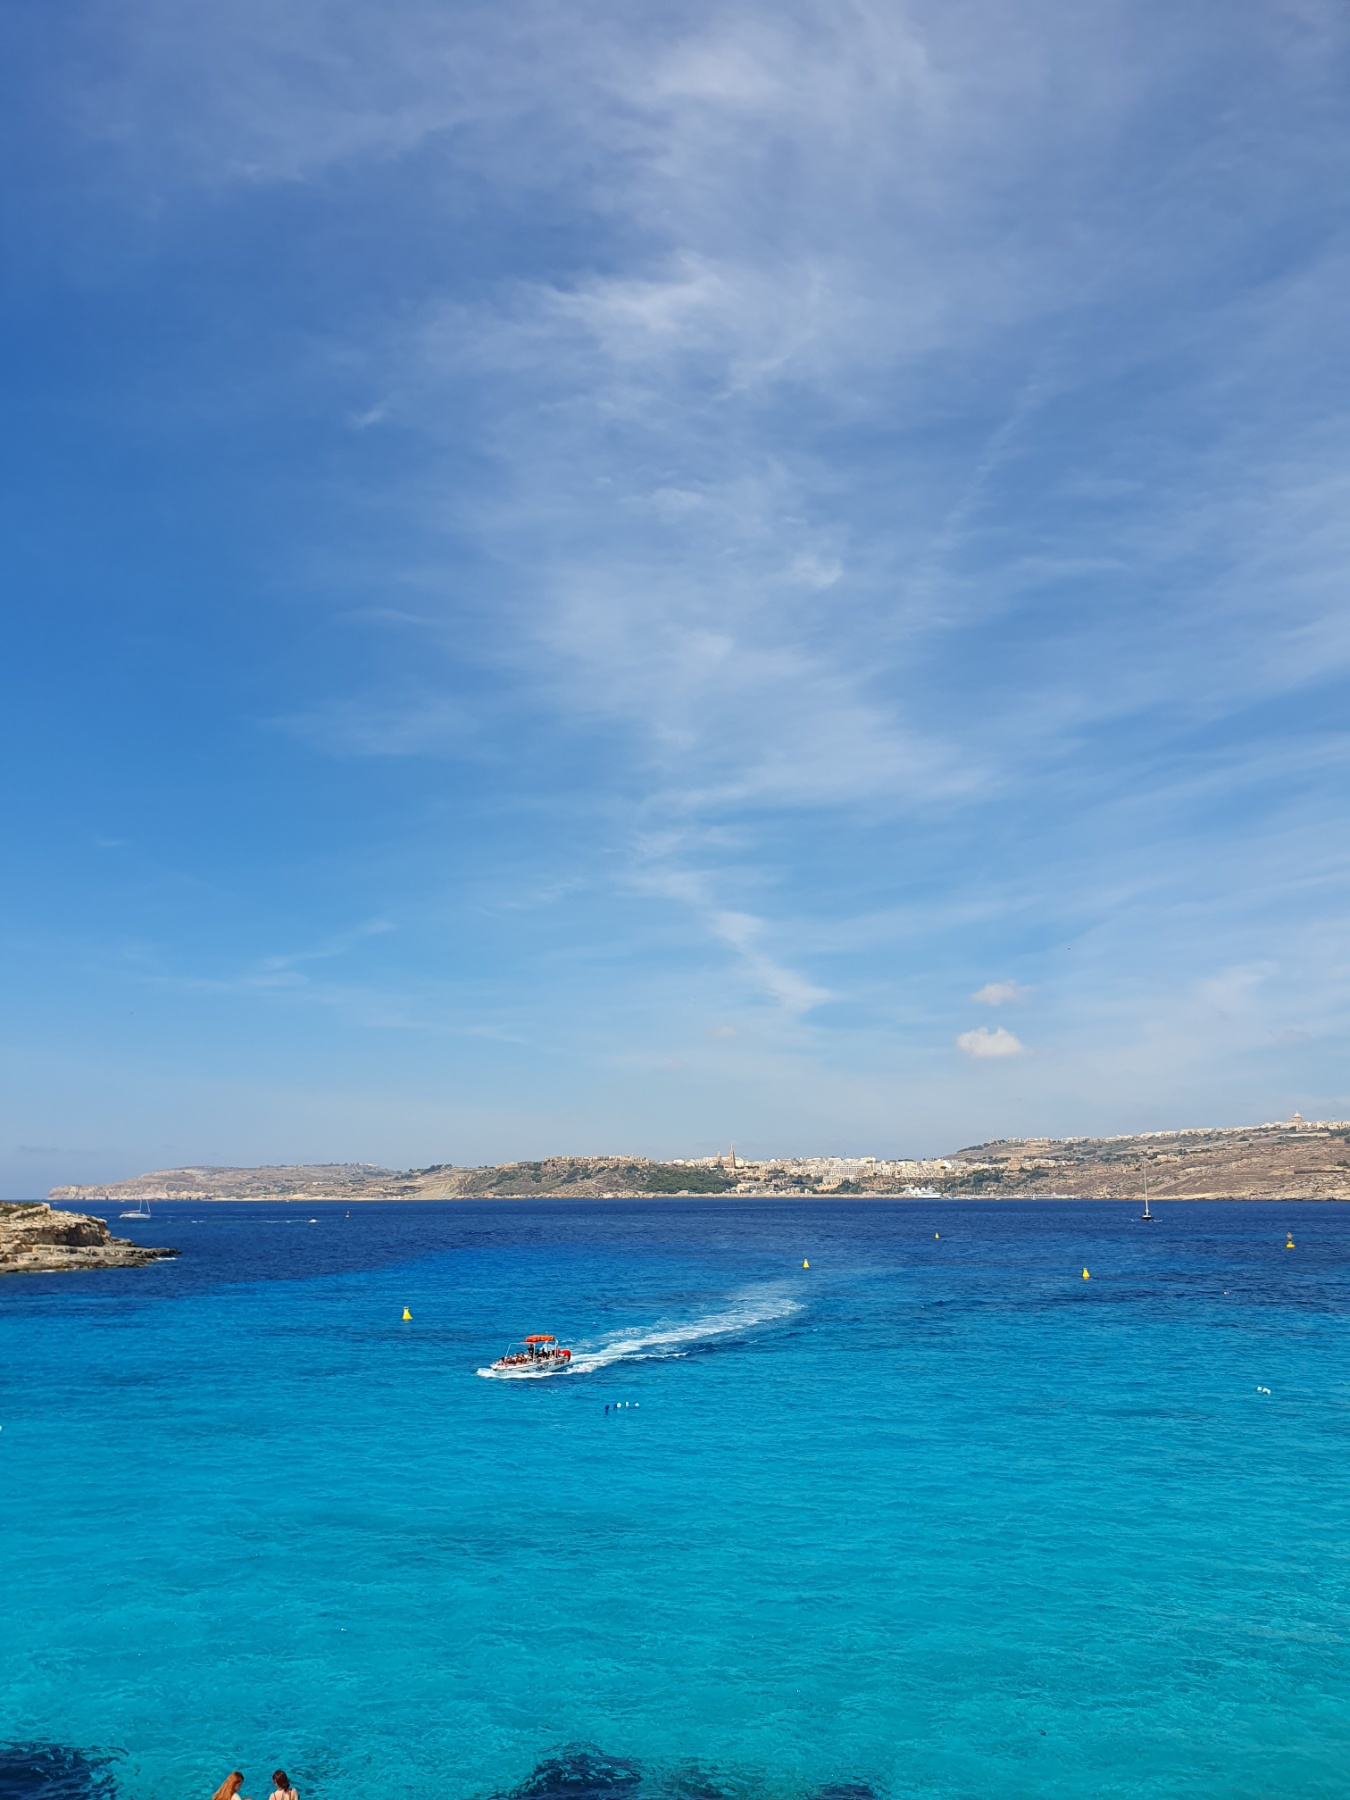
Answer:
[3, 1199, 1350, 1800]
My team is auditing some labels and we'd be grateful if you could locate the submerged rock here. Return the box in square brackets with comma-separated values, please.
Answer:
[500, 1757, 877, 1800]
[509, 1750, 643, 1800]
[0, 1743, 117, 1799]
[0, 1203, 178, 1277]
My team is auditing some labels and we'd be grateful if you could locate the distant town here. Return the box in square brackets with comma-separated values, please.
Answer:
[49, 1116, 1350, 1203]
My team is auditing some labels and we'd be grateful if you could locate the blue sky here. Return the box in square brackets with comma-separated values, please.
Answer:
[3, 0, 1350, 1192]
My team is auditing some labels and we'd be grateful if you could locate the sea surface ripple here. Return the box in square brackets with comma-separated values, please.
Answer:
[2, 1198, 1348, 1800]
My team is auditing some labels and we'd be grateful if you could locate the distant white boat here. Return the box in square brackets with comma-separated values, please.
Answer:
[119, 1197, 151, 1220]
[902, 1185, 941, 1198]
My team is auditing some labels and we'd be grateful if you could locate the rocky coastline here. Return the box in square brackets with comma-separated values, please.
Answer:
[0, 1202, 179, 1276]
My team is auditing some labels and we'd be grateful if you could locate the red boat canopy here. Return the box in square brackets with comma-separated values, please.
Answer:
[523, 1334, 556, 1343]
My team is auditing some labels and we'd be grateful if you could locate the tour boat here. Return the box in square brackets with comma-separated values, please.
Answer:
[486, 1334, 573, 1375]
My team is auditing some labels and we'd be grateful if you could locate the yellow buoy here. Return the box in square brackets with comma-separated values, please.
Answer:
[934, 1232, 939, 1239]
[1082, 1268, 1090, 1280]
[1286, 1238, 1295, 1249]
[803, 1259, 809, 1269]
[402, 1306, 412, 1320]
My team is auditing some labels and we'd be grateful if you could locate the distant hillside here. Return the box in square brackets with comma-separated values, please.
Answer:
[941, 1120, 1350, 1199]
[49, 1163, 406, 1202]
[49, 1119, 1350, 1202]
[50, 1157, 737, 1202]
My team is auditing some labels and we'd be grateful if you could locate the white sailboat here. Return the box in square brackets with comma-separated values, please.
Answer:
[119, 1196, 152, 1221]
[1140, 1166, 1152, 1222]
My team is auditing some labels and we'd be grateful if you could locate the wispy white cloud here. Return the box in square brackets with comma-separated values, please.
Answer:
[709, 910, 833, 1014]
[276, 694, 474, 757]
[256, 920, 396, 975]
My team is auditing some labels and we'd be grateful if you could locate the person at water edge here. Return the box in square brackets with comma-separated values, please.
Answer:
[212, 1773, 249, 1800]
[270, 1769, 298, 1800]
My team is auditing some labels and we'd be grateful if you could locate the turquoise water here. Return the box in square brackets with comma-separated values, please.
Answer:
[3, 1199, 1350, 1800]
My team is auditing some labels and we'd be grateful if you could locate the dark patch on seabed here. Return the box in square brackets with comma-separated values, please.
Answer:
[508, 1750, 643, 1800]
[0, 1746, 117, 1800]
[500, 1748, 877, 1800]
[0, 1741, 879, 1800]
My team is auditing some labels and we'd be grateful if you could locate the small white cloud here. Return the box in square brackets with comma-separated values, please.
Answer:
[972, 980, 1032, 1006]
[957, 1025, 1026, 1059]
[711, 1024, 738, 1038]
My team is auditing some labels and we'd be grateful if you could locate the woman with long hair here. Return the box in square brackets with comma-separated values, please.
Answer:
[212, 1774, 249, 1800]
[269, 1771, 298, 1800]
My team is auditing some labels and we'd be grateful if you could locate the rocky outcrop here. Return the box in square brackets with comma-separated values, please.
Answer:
[0, 1203, 179, 1276]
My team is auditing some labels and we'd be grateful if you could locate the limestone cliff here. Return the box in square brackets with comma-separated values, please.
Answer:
[0, 1202, 179, 1275]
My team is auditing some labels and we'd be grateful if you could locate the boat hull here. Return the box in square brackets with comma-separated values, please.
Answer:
[477, 1349, 573, 1379]
[477, 1358, 572, 1380]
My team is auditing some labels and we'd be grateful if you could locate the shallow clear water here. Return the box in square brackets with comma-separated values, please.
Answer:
[3, 1199, 1349, 1800]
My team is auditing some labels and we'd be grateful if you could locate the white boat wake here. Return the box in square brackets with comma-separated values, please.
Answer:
[476, 1285, 803, 1379]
